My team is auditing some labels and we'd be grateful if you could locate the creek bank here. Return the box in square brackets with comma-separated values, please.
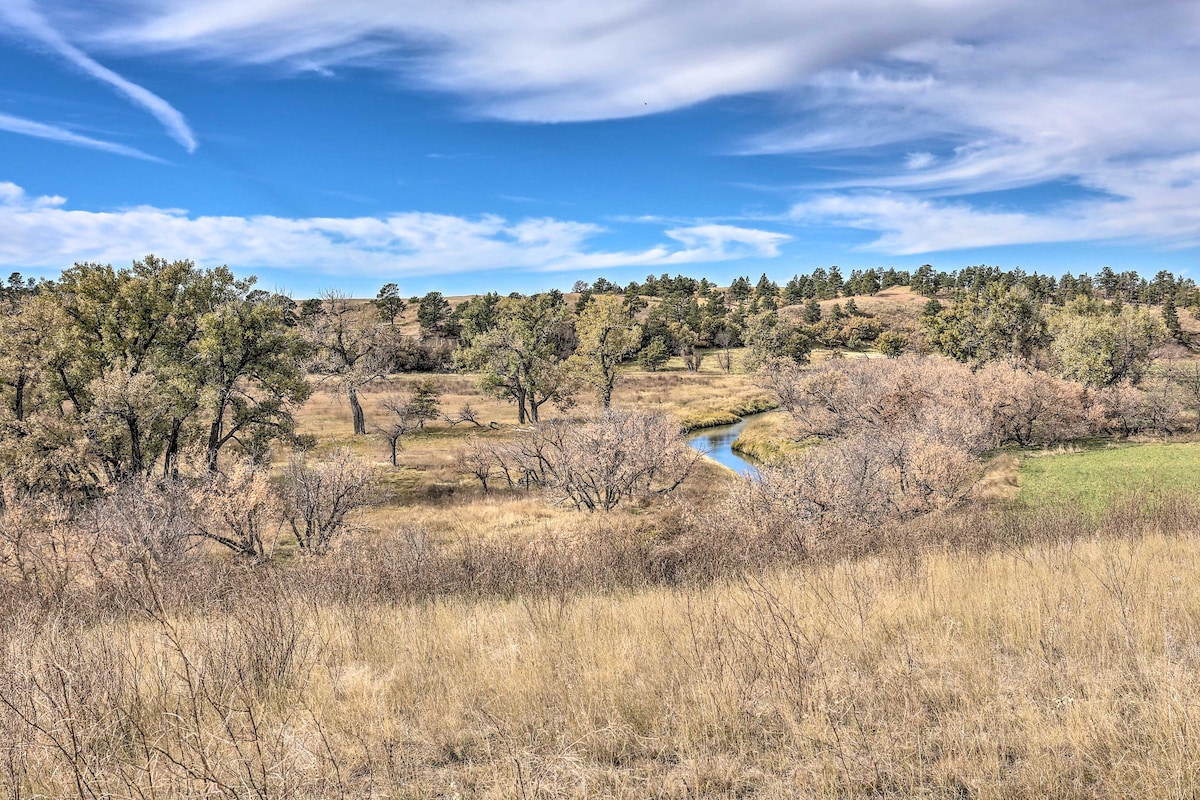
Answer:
[679, 397, 778, 433]
[685, 413, 772, 480]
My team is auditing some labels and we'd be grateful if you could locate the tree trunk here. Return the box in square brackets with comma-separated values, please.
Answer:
[205, 417, 223, 473]
[514, 387, 528, 424]
[601, 374, 615, 409]
[13, 372, 26, 422]
[162, 419, 184, 479]
[127, 415, 144, 475]
[349, 386, 366, 435]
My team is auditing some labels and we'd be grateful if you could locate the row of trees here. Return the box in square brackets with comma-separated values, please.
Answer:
[4, 256, 1195, 487]
[569, 263, 1200, 314]
[301, 262, 1200, 436]
[920, 287, 1175, 386]
[0, 258, 311, 496]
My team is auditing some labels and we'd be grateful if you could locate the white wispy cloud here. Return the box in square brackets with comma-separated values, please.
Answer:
[16, 1, 1200, 252]
[791, 171, 1200, 255]
[37, 0, 1013, 121]
[0, 112, 160, 161]
[791, 194, 1084, 254]
[0, 182, 788, 275]
[0, 0, 196, 152]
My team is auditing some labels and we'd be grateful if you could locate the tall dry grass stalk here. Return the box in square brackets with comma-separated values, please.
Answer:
[2, 492, 1200, 797]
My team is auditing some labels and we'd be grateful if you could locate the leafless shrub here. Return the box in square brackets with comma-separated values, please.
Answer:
[749, 357, 1073, 546]
[84, 476, 198, 568]
[763, 356, 1104, 452]
[186, 458, 284, 559]
[1096, 379, 1185, 437]
[0, 482, 107, 605]
[282, 447, 378, 554]
[975, 361, 1095, 446]
[459, 436, 498, 491]
[459, 410, 702, 511]
[1165, 359, 1200, 431]
[753, 357, 809, 413]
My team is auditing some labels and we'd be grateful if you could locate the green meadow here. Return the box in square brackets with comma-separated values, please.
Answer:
[1018, 441, 1200, 515]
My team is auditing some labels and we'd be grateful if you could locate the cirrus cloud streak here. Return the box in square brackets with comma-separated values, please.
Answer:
[0, 0, 197, 151]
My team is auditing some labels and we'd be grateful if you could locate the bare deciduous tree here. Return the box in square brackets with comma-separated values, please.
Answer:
[303, 290, 394, 435]
[282, 448, 378, 554]
[444, 403, 485, 428]
[459, 410, 701, 511]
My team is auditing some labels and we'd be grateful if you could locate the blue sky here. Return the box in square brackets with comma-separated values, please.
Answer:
[1, 0, 1199, 297]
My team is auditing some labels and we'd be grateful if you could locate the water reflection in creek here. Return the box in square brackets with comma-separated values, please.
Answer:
[685, 414, 764, 481]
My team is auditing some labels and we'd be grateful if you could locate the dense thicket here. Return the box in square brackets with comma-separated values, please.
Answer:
[0, 257, 310, 496]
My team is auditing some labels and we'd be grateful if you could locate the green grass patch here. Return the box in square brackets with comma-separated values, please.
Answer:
[1018, 441, 1200, 516]
[730, 412, 808, 463]
[679, 396, 779, 432]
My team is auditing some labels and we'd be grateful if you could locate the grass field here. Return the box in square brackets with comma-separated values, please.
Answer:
[1017, 441, 1200, 515]
[7, 501, 1200, 798]
[291, 361, 772, 543]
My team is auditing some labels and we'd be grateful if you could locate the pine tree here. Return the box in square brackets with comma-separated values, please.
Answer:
[804, 298, 822, 324]
[1163, 293, 1182, 339]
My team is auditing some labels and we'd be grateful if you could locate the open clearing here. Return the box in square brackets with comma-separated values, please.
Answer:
[1018, 441, 1200, 515]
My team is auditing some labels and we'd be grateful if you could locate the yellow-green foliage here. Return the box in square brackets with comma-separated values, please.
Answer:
[1019, 442, 1200, 516]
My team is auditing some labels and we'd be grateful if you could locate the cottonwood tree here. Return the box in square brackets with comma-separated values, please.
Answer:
[196, 292, 311, 471]
[0, 292, 58, 425]
[570, 294, 641, 407]
[304, 290, 394, 435]
[51, 256, 218, 480]
[0, 257, 310, 490]
[452, 292, 502, 347]
[454, 292, 576, 423]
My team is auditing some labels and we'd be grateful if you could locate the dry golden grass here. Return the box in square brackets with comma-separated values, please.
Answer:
[780, 285, 928, 333]
[294, 361, 776, 539]
[6, 505, 1200, 798]
[609, 366, 776, 429]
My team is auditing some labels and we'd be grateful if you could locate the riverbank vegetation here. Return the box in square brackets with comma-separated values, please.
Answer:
[2, 259, 1200, 796]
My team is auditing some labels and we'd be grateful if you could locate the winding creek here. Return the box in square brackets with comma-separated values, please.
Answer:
[685, 413, 765, 480]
